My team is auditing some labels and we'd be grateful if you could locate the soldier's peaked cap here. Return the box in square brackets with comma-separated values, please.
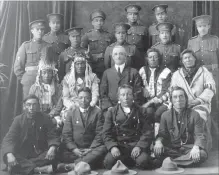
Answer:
[192, 15, 211, 25]
[47, 13, 64, 21]
[125, 4, 141, 13]
[29, 19, 46, 29]
[65, 27, 83, 36]
[113, 23, 130, 32]
[156, 22, 173, 31]
[90, 9, 106, 21]
[152, 4, 168, 13]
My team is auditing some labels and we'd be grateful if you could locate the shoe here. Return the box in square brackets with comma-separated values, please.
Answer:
[34, 164, 53, 174]
[57, 163, 75, 172]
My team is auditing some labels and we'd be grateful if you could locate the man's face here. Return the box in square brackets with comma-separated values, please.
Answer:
[74, 60, 86, 75]
[91, 17, 104, 30]
[41, 69, 53, 84]
[147, 51, 159, 68]
[155, 11, 167, 23]
[118, 88, 133, 108]
[172, 90, 186, 110]
[159, 30, 171, 44]
[69, 35, 81, 47]
[49, 20, 61, 32]
[112, 47, 126, 65]
[115, 30, 127, 43]
[31, 27, 44, 39]
[127, 12, 139, 23]
[78, 91, 91, 109]
[24, 98, 39, 115]
[182, 53, 196, 69]
[196, 24, 210, 37]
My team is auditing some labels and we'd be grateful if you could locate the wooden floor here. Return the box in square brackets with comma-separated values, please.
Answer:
[0, 150, 218, 175]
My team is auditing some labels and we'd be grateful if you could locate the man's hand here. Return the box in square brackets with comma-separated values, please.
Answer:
[152, 97, 162, 104]
[188, 99, 201, 108]
[131, 147, 141, 159]
[7, 153, 18, 170]
[73, 148, 83, 157]
[45, 146, 56, 160]
[81, 148, 92, 156]
[190, 145, 200, 163]
[54, 116, 63, 128]
[154, 140, 164, 157]
[111, 147, 121, 158]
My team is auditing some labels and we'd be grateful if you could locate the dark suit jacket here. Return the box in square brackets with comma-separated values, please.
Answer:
[62, 106, 104, 151]
[102, 104, 153, 151]
[1, 112, 60, 163]
[100, 66, 143, 110]
[157, 108, 206, 150]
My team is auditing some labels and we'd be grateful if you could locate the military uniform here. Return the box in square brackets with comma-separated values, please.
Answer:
[102, 103, 153, 169]
[43, 14, 69, 63]
[81, 9, 113, 79]
[152, 22, 181, 72]
[149, 22, 177, 47]
[14, 20, 50, 98]
[188, 15, 219, 110]
[100, 66, 143, 111]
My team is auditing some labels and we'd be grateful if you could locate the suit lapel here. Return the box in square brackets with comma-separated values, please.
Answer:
[74, 108, 85, 129]
[84, 107, 93, 130]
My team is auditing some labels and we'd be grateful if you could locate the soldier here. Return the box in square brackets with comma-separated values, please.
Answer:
[125, 4, 148, 67]
[187, 15, 219, 113]
[43, 13, 69, 63]
[14, 19, 50, 99]
[152, 22, 181, 72]
[104, 23, 142, 70]
[102, 84, 153, 169]
[100, 45, 142, 112]
[148, 4, 177, 47]
[59, 27, 89, 81]
[81, 9, 113, 79]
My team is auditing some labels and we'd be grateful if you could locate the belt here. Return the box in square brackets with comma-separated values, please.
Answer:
[25, 66, 38, 71]
[204, 64, 218, 71]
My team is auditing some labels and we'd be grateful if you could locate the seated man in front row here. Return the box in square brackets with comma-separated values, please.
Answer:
[61, 87, 106, 169]
[1, 95, 61, 175]
[102, 84, 153, 169]
[153, 86, 207, 167]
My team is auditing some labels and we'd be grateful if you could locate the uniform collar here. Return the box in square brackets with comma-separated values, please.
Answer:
[32, 38, 42, 43]
[127, 22, 139, 26]
[50, 30, 62, 35]
[198, 34, 209, 40]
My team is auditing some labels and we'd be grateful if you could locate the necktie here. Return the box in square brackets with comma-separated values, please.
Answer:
[118, 67, 122, 77]
[148, 68, 155, 97]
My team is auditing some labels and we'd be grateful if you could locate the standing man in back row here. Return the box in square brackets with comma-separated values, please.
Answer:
[125, 4, 148, 69]
[14, 20, 50, 99]
[43, 13, 69, 64]
[81, 9, 113, 79]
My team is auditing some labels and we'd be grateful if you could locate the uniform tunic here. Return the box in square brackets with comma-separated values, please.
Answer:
[100, 66, 143, 110]
[148, 22, 177, 47]
[1, 112, 60, 175]
[104, 42, 142, 70]
[126, 23, 148, 67]
[43, 31, 69, 58]
[14, 39, 50, 98]
[152, 42, 181, 72]
[102, 104, 153, 169]
[81, 29, 113, 78]
[58, 46, 88, 81]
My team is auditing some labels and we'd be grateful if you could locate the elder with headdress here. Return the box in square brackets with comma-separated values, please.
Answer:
[62, 52, 99, 112]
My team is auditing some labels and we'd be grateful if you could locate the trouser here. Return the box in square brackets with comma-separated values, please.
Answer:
[104, 145, 150, 170]
[8, 151, 55, 175]
[154, 145, 208, 167]
[60, 145, 107, 169]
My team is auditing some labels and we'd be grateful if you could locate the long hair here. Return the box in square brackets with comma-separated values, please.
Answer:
[169, 86, 188, 108]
